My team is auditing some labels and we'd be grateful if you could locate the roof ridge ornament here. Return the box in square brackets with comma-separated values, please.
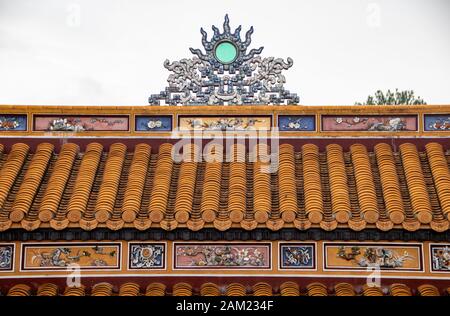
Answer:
[149, 15, 299, 106]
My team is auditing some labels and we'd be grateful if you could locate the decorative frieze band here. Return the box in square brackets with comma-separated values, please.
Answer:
[1, 241, 449, 277]
[1, 111, 449, 134]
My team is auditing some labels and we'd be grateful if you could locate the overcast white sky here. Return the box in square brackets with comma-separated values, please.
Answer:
[0, 0, 449, 105]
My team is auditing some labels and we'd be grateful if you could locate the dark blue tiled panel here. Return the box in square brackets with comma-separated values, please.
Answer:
[430, 244, 450, 272]
[129, 243, 165, 269]
[0, 115, 27, 131]
[424, 115, 450, 131]
[280, 244, 315, 269]
[135, 115, 172, 131]
[278, 115, 315, 131]
[0, 244, 14, 271]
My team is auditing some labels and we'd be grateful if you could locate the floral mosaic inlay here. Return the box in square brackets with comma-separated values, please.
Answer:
[279, 244, 315, 269]
[431, 245, 450, 272]
[21, 243, 121, 270]
[0, 245, 14, 271]
[324, 243, 423, 271]
[424, 115, 450, 131]
[135, 116, 172, 131]
[178, 116, 271, 131]
[0, 115, 27, 131]
[278, 115, 315, 131]
[34, 115, 129, 132]
[174, 243, 271, 269]
[129, 243, 165, 269]
[322, 115, 417, 131]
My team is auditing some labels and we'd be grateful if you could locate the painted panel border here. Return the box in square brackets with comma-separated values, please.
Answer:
[323, 242, 424, 272]
[277, 115, 316, 131]
[20, 242, 122, 271]
[177, 115, 272, 131]
[429, 244, 450, 273]
[32, 114, 130, 132]
[0, 243, 15, 272]
[278, 242, 317, 270]
[127, 242, 166, 270]
[321, 115, 419, 132]
[173, 242, 272, 270]
[135, 115, 173, 132]
[0, 114, 27, 131]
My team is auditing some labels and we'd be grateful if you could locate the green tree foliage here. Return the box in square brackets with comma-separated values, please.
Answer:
[355, 89, 427, 105]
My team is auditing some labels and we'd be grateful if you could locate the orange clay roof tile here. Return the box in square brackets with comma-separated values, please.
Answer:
[1, 281, 446, 296]
[0, 141, 449, 232]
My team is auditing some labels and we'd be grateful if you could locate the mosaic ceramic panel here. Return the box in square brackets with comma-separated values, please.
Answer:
[21, 243, 121, 271]
[321, 115, 417, 131]
[430, 244, 450, 272]
[323, 243, 423, 271]
[278, 115, 315, 131]
[178, 116, 271, 131]
[174, 243, 271, 269]
[128, 243, 165, 269]
[424, 115, 450, 131]
[135, 115, 172, 131]
[33, 115, 129, 132]
[0, 115, 27, 131]
[279, 243, 315, 269]
[0, 244, 14, 271]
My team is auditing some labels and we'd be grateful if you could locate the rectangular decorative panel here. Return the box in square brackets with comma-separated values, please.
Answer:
[174, 243, 271, 269]
[0, 244, 14, 271]
[424, 115, 450, 131]
[128, 243, 165, 270]
[21, 243, 121, 271]
[323, 243, 423, 271]
[178, 116, 271, 131]
[321, 115, 417, 131]
[430, 244, 450, 272]
[278, 115, 315, 131]
[33, 115, 129, 131]
[135, 115, 172, 131]
[0, 115, 27, 131]
[279, 243, 316, 269]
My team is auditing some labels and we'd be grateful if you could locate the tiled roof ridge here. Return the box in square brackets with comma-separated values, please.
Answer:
[0, 141, 449, 232]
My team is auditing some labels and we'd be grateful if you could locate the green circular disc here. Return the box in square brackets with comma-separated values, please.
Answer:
[214, 41, 237, 64]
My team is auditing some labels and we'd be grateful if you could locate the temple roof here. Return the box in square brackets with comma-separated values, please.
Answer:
[0, 140, 449, 233]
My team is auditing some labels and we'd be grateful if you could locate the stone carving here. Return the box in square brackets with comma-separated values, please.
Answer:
[149, 15, 299, 105]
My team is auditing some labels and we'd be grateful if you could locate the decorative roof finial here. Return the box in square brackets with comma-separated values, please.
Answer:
[149, 15, 299, 105]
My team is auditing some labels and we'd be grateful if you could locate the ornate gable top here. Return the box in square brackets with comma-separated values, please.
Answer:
[149, 15, 299, 106]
